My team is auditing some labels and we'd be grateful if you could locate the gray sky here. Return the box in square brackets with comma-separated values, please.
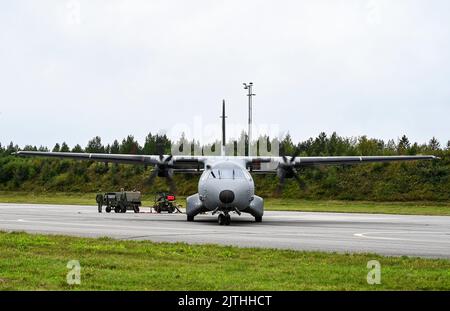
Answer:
[1, 0, 449, 149]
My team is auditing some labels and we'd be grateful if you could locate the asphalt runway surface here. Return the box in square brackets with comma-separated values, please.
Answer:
[1, 203, 449, 258]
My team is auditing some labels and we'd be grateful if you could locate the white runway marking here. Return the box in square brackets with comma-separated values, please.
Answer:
[354, 231, 450, 243]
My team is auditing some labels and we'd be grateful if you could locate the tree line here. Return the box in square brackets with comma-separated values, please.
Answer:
[0, 132, 449, 201]
[1, 132, 448, 157]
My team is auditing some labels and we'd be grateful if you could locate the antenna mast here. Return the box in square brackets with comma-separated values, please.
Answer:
[220, 99, 227, 156]
[243, 82, 255, 157]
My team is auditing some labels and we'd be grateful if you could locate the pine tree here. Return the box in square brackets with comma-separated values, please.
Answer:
[397, 135, 410, 155]
[120, 135, 141, 154]
[143, 133, 156, 155]
[52, 143, 61, 152]
[71, 144, 83, 153]
[428, 137, 440, 151]
[312, 132, 329, 156]
[386, 139, 396, 154]
[409, 143, 419, 155]
[110, 140, 120, 154]
[154, 134, 171, 155]
[327, 132, 340, 156]
[281, 133, 295, 156]
[60, 142, 70, 152]
[85, 136, 105, 153]
[6, 142, 18, 155]
[23, 145, 37, 151]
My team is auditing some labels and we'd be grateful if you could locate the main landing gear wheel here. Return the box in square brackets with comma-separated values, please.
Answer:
[114, 207, 121, 213]
[218, 214, 231, 226]
[187, 215, 194, 222]
[255, 216, 262, 223]
[105, 206, 111, 213]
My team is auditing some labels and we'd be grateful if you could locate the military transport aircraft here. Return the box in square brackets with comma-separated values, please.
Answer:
[16, 102, 437, 225]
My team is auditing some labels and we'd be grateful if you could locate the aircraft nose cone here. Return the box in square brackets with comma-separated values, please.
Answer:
[219, 190, 235, 204]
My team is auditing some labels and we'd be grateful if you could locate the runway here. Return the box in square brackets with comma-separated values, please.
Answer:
[1, 203, 449, 258]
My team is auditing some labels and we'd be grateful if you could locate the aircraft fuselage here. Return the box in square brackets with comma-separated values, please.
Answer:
[186, 158, 264, 224]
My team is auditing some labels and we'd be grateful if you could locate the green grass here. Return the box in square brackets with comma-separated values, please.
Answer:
[264, 198, 450, 216]
[0, 231, 449, 290]
[1, 191, 450, 216]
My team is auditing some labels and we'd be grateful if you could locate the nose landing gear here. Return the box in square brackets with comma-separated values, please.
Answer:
[218, 213, 231, 226]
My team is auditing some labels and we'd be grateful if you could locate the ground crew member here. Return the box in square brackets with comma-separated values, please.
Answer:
[96, 193, 103, 213]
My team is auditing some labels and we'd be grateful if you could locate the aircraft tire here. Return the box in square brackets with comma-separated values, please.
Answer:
[187, 215, 194, 222]
[105, 206, 111, 213]
[218, 214, 225, 225]
[255, 216, 262, 223]
[224, 215, 231, 226]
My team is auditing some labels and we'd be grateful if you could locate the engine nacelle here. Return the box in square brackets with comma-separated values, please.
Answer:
[157, 168, 173, 178]
[186, 193, 205, 217]
[242, 195, 264, 217]
[156, 165, 173, 178]
[277, 167, 295, 179]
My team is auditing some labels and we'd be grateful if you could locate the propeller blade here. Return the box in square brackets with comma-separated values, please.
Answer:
[293, 172, 305, 188]
[292, 171, 300, 183]
[167, 176, 177, 194]
[165, 155, 173, 163]
[291, 167, 307, 189]
[275, 174, 286, 197]
[148, 154, 178, 193]
[291, 148, 300, 163]
[147, 167, 159, 186]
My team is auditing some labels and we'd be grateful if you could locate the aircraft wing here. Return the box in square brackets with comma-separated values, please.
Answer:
[292, 155, 438, 166]
[249, 155, 438, 171]
[15, 151, 205, 168]
[16, 151, 437, 171]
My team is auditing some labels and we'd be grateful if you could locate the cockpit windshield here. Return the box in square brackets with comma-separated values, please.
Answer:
[209, 168, 245, 179]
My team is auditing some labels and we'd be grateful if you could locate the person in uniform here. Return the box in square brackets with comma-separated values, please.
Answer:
[96, 190, 103, 213]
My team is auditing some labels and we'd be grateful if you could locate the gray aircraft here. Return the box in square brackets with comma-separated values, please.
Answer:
[16, 102, 437, 225]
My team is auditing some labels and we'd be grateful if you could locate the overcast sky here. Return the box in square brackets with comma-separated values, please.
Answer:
[0, 0, 449, 149]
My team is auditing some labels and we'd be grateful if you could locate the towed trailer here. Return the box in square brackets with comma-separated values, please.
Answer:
[96, 191, 142, 213]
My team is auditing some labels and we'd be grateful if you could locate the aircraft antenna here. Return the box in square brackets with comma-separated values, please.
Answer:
[220, 99, 227, 156]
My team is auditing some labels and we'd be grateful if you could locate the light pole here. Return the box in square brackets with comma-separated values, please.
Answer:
[243, 82, 255, 156]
